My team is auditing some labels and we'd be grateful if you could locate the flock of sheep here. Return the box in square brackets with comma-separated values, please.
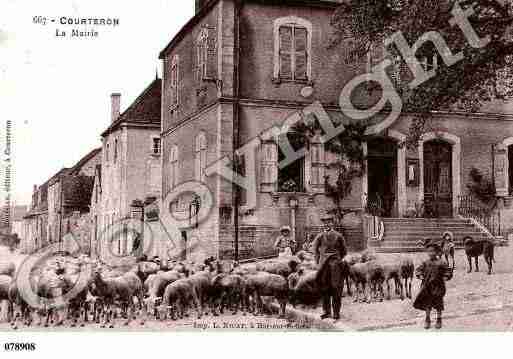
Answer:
[0, 249, 418, 329]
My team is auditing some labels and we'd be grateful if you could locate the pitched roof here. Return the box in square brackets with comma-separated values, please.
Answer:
[11, 205, 28, 221]
[159, 0, 341, 59]
[102, 78, 162, 137]
[62, 175, 95, 210]
[69, 148, 102, 175]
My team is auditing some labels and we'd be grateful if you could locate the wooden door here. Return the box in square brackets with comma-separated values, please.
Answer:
[424, 140, 453, 217]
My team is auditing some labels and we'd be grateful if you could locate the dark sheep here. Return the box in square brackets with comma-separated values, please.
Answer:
[243, 272, 288, 318]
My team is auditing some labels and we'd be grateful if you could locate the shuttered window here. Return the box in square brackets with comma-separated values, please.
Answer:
[261, 141, 278, 193]
[310, 139, 325, 189]
[278, 24, 309, 81]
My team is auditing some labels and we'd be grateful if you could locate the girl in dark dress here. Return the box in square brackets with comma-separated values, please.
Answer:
[414, 243, 454, 329]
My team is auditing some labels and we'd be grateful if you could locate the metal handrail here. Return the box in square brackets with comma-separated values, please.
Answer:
[458, 195, 501, 237]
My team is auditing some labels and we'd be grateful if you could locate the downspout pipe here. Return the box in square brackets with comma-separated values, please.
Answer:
[233, 0, 242, 262]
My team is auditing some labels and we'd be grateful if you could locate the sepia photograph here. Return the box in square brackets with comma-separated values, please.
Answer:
[1, 0, 513, 356]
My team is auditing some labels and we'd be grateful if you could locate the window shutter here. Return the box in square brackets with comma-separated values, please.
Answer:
[205, 29, 217, 79]
[294, 27, 308, 80]
[494, 144, 508, 197]
[279, 26, 293, 80]
[310, 141, 325, 191]
[261, 141, 278, 193]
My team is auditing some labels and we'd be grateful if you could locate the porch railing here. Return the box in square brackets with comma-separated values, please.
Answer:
[457, 195, 501, 238]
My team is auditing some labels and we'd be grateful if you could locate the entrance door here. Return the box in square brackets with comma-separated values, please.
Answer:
[424, 140, 453, 218]
[367, 138, 398, 218]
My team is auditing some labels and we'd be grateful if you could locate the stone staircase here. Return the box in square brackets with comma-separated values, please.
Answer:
[368, 218, 494, 253]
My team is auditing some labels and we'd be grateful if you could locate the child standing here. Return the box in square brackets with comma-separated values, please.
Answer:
[413, 243, 454, 329]
[274, 226, 296, 257]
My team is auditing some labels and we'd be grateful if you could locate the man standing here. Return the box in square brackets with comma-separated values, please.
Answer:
[313, 214, 348, 321]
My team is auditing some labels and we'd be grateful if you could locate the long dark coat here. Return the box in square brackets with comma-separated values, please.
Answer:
[313, 229, 348, 291]
[413, 258, 453, 311]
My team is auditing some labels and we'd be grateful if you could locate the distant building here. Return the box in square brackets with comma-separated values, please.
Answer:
[10, 205, 28, 239]
[23, 149, 101, 255]
[91, 78, 162, 262]
[22, 182, 50, 253]
[47, 148, 101, 254]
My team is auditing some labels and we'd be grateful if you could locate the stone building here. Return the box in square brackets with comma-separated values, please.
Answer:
[22, 181, 50, 254]
[22, 149, 101, 255]
[157, 0, 513, 259]
[91, 78, 163, 262]
[47, 148, 101, 254]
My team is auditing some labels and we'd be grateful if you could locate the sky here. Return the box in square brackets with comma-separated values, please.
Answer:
[0, 0, 192, 206]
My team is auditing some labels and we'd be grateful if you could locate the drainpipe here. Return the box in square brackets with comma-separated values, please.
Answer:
[232, 0, 242, 262]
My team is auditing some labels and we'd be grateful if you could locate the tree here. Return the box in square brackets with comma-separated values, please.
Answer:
[331, 0, 513, 146]
[291, 118, 367, 223]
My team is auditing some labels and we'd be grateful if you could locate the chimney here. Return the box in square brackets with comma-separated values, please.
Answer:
[111, 93, 121, 123]
[195, 0, 207, 14]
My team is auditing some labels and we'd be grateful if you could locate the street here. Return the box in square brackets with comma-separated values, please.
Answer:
[2, 244, 513, 331]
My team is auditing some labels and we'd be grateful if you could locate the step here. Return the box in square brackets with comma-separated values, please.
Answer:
[369, 240, 466, 248]
[382, 218, 471, 223]
[380, 237, 487, 244]
[382, 233, 487, 240]
[382, 224, 475, 230]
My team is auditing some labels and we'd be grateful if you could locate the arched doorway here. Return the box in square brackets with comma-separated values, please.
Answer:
[423, 139, 453, 217]
[367, 137, 398, 217]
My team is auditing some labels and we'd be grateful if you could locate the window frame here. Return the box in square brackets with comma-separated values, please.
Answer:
[196, 28, 208, 81]
[151, 136, 161, 156]
[273, 16, 313, 84]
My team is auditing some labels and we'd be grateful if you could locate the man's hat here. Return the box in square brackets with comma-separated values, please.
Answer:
[280, 225, 292, 233]
[320, 214, 334, 222]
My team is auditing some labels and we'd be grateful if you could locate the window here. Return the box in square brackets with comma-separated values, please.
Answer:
[169, 55, 179, 109]
[105, 143, 109, 162]
[273, 17, 312, 82]
[169, 145, 179, 189]
[114, 139, 118, 163]
[152, 137, 161, 155]
[195, 132, 207, 182]
[278, 149, 305, 193]
[196, 27, 217, 82]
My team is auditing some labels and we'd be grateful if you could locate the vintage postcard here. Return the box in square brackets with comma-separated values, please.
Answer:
[1, 0, 513, 352]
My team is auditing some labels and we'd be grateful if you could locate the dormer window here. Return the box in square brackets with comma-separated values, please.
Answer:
[273, 17, 312, 83]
